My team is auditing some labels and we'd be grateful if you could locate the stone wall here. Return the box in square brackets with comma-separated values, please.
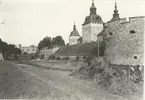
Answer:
[40, 47, 60, 57]
[100, 17, 144, 66]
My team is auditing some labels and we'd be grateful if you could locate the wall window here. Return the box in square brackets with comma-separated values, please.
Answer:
[134, 56, 137, 59]
[130, 30, 135, 34]
[109, 32, 113, 35]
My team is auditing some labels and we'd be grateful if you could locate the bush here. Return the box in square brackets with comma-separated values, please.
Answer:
[82, 56, 87, 59]
[65, 57, 69, 61]
[70, 57, 139, 95]
[76, 56, 80, 61]
[49, 54, 55, 60]
[56, 56, 60, 60]
[40, 54, 44, 60]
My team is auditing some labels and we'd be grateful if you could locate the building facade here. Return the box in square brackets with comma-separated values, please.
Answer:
[69, 23, 80, 45]
[97, 3, 144, 66]
[82, 0, 103, 43]
[21, 45, 38, 54]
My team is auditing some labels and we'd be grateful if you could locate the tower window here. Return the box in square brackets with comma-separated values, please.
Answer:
[109, 32, 113, 35]
[134, 56, 137, 59]
[130, 30, 135, 34]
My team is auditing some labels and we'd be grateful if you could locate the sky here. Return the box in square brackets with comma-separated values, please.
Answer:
[0, 0, 145, 47]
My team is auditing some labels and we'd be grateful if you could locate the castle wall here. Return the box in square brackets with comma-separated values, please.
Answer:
[104, 17, 144, 66]
[40, 47, 60, 57]
[82, 23, 103, 43]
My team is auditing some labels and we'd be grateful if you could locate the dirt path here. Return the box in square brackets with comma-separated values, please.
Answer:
[18, 64, 142, 100]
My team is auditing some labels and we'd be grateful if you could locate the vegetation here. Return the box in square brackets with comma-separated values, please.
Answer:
[56, 57, 60, 60]
[70, 57, 141, 95]
[76, 56, 80, 60]
[54, 42, 97, 56]
[65, 57, 69, 61]
[38, 36, 65, 50]
[49, 54, 56, 60]
[0, 38, 21, 60]
[52, 36, 65, 46]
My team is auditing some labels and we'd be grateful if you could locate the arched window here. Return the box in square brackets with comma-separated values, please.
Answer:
[130, 30, 135, 34]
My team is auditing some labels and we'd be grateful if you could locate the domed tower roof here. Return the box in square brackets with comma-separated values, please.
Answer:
[70, 22, 80, 37]
[83, 0, 103, 26]
[111, 2, 120, 21]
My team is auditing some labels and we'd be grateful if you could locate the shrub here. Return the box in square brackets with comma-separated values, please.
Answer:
[70, 57, 139, 95]
[49, 54, 55, 60]
[82, 56, 87, 59]
[40, 54, 44, 60]
[56, 56, 60, 60]
[76, 56, 80, 61]
[65, 57, 69, 61]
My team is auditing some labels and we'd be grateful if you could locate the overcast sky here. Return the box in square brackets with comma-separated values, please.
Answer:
[0, 0, 144, 46]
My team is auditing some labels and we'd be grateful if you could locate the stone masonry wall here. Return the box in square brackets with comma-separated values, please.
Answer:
[104, 17, 144, 65]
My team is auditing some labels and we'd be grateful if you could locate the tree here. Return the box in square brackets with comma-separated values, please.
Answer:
[38, 36, 52, 50]
[77, 37, 82, 44]
[0, 38, 22, 60]
[52, 36, 65, 46]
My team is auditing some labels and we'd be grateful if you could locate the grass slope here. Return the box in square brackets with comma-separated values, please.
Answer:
[0, 61, 59, 99]
[54, 42, 97, 56]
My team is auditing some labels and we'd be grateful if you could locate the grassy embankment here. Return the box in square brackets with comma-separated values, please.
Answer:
[0, 61, 56, 99]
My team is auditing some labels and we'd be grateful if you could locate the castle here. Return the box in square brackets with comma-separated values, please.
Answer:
[69, 0, 103, 45]
[82, 0, 103, 43]
[97, 2, 144, 66]
[68, 0, 144, 66]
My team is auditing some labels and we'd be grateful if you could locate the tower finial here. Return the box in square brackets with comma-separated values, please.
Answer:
[92, 0, 94, 6]
[73, 21, 76, 30]
[114, 1, 118, 13]
[111, 0, 120, 21]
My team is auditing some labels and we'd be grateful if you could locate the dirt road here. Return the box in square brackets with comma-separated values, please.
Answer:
[18, 64, 142, 100]
[0, 61, 142, 100]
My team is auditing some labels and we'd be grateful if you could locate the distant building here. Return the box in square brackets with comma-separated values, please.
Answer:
[21, 45, 38, 54]
[97, 3, 144, 66]
[82, 0, 103, 43]
[69, 23, 80, 45]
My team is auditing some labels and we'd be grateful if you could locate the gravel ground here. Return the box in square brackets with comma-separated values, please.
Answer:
[0, 61, 143, 100]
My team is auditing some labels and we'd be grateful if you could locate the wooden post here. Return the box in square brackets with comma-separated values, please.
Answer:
[98, 41, 99, 57]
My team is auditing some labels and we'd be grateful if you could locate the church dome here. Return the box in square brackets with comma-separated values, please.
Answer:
[70, 23, 80, 37]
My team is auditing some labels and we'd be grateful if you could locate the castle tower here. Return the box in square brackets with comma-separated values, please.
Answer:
[111, 1, 120, 21]
[82, 0, 103, 43]
[69, 22, 80, 45]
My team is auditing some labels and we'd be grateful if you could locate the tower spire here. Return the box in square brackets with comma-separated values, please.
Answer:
[90, 0, 96, 15]
[114, 1, 118, 14]
[92, 0, 94, 6]
[73, 21, 76, 30]
[111, 1, 120, 21]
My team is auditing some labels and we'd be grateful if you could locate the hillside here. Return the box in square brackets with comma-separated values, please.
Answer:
[54, 42, 98, 56]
